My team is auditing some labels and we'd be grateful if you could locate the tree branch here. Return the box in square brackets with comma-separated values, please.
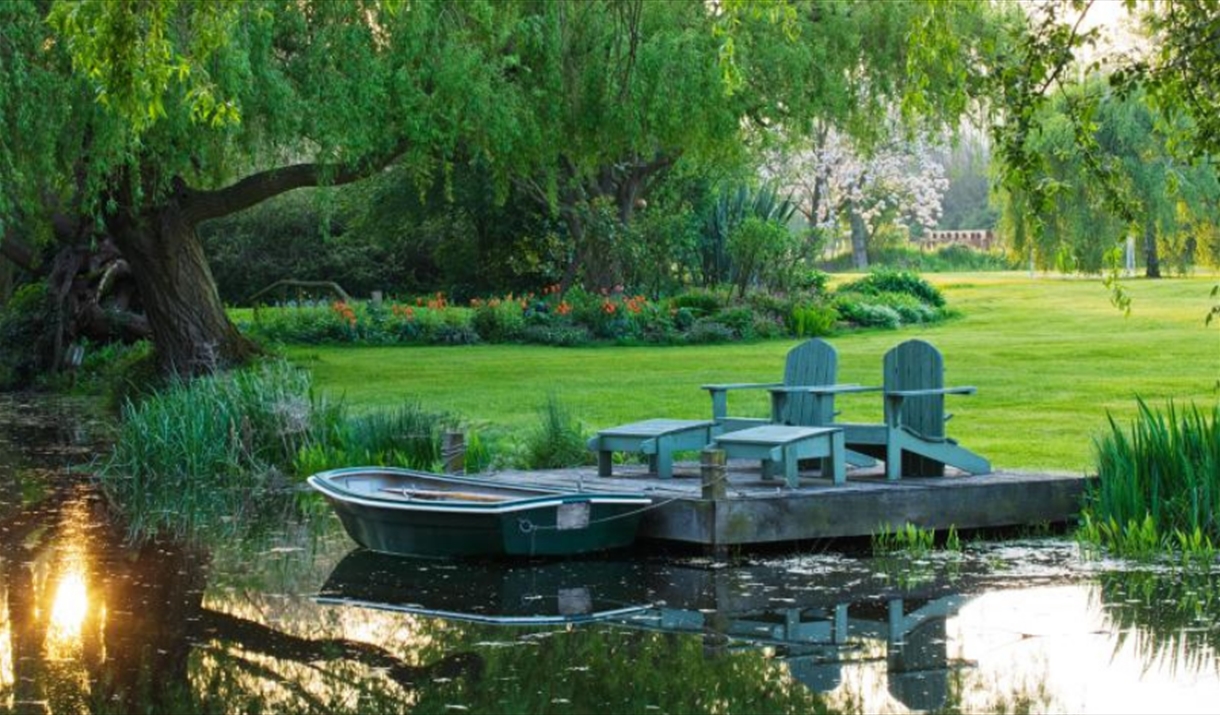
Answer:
[182, 143, 409, 224]
[1037, 0, 1096, 97]
[0, 228, 35, 270]
[196, 608, 484, 689]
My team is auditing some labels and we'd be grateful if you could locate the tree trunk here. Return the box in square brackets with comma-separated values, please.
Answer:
[1143, 221, 1161, 279]
[111, 202, 259, 375]
[0, 257, 12, 304]
[557, 208, 586, 296]
[558, 199, 621, 295]
[0, 229, 36, 271]
[849, 207, 870, 270]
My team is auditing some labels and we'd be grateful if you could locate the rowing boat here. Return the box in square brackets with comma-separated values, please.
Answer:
[307, 466, 651, 558]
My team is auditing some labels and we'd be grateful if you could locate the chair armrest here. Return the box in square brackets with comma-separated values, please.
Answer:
[767, 385, 880, 424]
[701, 382, 784, 392]
[884, 387, 977, 430]
[886, 386, 976, 398]
[703, 382, 783, 422]
[769, 384, 881, 396]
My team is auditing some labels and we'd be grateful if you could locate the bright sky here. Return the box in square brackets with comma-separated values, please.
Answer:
[1073, 0, 1146, 57]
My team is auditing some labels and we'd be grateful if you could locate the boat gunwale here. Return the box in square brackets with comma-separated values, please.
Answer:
[307, 467, 651, 515]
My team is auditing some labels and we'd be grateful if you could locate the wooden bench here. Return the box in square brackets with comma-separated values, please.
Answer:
[587, 419, 716, 479]
[713, 425, 845, 488]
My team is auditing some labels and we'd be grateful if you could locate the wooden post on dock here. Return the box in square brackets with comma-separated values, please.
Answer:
[443, 431, 465, 474]
[701, 448, 726, 501]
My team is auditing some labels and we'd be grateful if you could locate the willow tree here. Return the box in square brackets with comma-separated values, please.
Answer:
[505, 0, 1011, 290]
[997, 81, 1220, 276]
[3, 0, 531, 373]
[3, 0, 1010, 373]
[984, 0, 1220, 318]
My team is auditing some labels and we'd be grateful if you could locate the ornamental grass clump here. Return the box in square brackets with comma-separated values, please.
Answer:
[516, 394, 593, 469]
[1080, 399, 1220, 562]
[293, 401, 476, 475]
[98, 360, 339, 540]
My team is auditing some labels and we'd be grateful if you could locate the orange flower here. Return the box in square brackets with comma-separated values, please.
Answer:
[331, 301, 356, 326]
[602, 300, 617, 315]
[557, 301, 572, 316]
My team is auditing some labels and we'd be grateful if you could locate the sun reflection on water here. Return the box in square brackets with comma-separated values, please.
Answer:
[45, 563, 88, 660]
[0, 580, 13, 710]
[18, 496, 102, 712]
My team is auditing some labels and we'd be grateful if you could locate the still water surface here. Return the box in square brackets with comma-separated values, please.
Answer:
[1, 395, 1217, 714]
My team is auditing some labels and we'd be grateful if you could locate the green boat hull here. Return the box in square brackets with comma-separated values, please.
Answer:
[309, 467, 650, 559]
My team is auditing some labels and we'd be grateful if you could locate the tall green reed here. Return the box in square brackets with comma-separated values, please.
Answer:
[98, 360, 338, 540]
[99, 360, 492, 541]
[292, 401, 491, 474]
[1081, 398, 1220, 561]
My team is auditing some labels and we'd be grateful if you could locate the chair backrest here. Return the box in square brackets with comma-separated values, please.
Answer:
[779, 338, 838, 425]
[883, 339, 945, 439]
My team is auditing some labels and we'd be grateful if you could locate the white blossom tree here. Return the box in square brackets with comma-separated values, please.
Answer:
[764, 124, 949, 269]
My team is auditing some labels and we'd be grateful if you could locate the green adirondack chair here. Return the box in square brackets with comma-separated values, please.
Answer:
[843, 339, 991, 480]
[702, 338, 877, 466]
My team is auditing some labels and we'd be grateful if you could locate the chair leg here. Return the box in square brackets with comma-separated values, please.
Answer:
[598, 450, 613, 477]
[828, 431, 846, 485]
[885, 432, 903, 481]
[655, 446, 674, 479]
[783, 445, 799, 488]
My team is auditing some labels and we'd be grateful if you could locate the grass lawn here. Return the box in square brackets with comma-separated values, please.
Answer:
[280, 272, 1220, 473]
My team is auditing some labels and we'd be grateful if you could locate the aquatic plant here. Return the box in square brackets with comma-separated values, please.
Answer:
[871, 522, 961, 556]
[292, 400, 493, 476]
[870, 523, 964, 590]
[97, 360, 335, 539]
[97, 360, 488, 540]
[1080, 399, 1219, 561]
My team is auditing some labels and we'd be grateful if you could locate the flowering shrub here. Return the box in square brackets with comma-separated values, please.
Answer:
[239, 273, 951, 347]
[245, 298, 476, 346]
[471, 295, 527, 342]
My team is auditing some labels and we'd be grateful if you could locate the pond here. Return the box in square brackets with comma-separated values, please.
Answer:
[2, 394, 1218, 714]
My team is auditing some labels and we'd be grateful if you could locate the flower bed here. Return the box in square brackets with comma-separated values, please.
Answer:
[236, 272, 951, 347]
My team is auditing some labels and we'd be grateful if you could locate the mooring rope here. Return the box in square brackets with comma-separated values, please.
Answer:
[515, 464, 738, 533]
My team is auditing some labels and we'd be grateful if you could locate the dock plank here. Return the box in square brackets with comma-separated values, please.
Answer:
[477, 462, 1088, 548]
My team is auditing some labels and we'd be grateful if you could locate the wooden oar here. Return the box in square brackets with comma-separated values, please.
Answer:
[381, 487, 510, 503]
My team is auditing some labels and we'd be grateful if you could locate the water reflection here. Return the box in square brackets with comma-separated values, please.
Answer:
[1, 396, 1219, 714]
[1096, 569, 1220, 676]
[318, 551, 654, 624]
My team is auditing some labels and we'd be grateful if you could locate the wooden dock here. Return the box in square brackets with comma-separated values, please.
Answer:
[484, 460, 1090, 550]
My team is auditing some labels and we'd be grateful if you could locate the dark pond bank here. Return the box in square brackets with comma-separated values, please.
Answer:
[1, 394, 1217, 714]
